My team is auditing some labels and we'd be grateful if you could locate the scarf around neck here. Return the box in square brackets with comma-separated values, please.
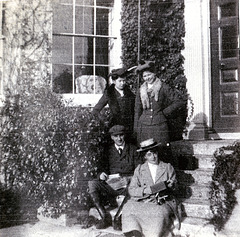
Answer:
[140, 78, 162, 109]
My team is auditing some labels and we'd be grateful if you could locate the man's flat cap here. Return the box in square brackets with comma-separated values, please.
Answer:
[109, 125, 125, 135]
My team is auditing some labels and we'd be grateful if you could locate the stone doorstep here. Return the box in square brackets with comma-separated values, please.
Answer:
[176, 169, 214, 185]
[173, 217, 215, 237]
[181, 199, 213, 219]
[177, 183, 211, 199]
[176, 154, 215, 170]
[171, 140, 238, 156]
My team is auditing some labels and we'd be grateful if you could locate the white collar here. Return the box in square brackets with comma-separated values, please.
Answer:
[115, 87, 124, 97]
[115, 143, 125, 150]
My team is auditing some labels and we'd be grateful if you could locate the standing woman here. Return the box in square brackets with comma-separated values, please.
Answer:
[92, 68, 135, 141]
[134, 61, 185, 145]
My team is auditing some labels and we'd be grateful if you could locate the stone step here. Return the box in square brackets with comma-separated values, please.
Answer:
[181, 199, 213, 219]
[176, 168, 213, 185]
[175, 154, 215, 170]
[177, 183, 211, 199]
[172, 217, 215, 237]
[171, 140, 237, 156]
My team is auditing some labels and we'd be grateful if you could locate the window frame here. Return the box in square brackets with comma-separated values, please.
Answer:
[52, 0, 118, 107]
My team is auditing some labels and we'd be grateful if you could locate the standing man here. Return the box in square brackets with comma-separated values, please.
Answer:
[92, 68, 135, 142]
[88, 125, 140, 229]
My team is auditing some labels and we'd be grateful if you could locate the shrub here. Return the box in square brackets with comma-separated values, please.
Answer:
[210, 142, 240, 231]
[1, 83, 111, 219]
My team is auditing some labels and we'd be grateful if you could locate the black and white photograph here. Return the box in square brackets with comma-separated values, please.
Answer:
[0, 0, 240, 236]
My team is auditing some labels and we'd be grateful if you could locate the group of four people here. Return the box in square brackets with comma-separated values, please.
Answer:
[88, 61, 184, 237]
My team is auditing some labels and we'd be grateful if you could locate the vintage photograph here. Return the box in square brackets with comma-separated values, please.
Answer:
[0, 0, 240, 236]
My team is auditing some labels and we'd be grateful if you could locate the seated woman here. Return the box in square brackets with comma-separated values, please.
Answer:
[122, 138, 180, 237]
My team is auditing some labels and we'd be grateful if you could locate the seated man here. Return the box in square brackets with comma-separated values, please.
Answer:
[88, 125, 140, 229]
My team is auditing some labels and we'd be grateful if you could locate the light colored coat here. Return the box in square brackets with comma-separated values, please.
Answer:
[122, 161, 178, 237]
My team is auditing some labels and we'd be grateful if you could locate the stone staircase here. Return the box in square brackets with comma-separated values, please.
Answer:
[89, 139, 238, 237]
[170, 139, 237, 237]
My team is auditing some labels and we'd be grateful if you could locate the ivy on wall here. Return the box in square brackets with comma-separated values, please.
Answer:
[210, 142, 240, 231]
[121, 0, 187, 141]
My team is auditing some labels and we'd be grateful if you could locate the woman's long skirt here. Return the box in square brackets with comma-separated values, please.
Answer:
[122, 199, 173, 237]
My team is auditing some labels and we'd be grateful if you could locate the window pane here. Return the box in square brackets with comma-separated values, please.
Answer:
[96, 0, 114, 7]
[75, 6, 93, 34]
[96, 8, 109, 35]
[74, 37, 89, 64]
[53, 3, 73, 33]
[60, 0, 73, 4]
[53, 36, 72, 64]
[96, 66, 108, 80]
[53, 65, 73, 93]
[76, 0, 94, 5]
[221, 92, 238, 115]
[75, 66, 107, 94]
[221, 25, 238, 59]
[95, 38, 108, 64]
[221, 69, 238, 83]
[220, 3, 236, 18]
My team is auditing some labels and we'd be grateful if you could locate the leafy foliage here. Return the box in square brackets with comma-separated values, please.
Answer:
[210, 142, 240, 231]
[121, 0, 188, 141]
[1, 85, 111, 219]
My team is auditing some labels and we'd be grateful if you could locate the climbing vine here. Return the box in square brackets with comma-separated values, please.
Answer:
[121, 0, 188, 141]
[210, 142, 240, 231]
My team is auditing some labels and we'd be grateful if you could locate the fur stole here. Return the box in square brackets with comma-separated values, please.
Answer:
[140, 78, 162, 109]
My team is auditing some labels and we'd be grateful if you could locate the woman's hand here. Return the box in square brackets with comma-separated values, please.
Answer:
[166, 180, 174, 188]
[99, 172, 108, 181]
[143, 186, 152, 195]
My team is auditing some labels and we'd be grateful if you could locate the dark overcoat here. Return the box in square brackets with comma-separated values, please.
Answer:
[134, 81, 185, 144]
[93, 84, 135, 132]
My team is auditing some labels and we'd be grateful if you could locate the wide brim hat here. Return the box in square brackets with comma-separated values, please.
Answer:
[109, 125, 125, 135]
[135, 60, 155, 73]
[137, 138, 162, 152]
[109, 67, 128, 79]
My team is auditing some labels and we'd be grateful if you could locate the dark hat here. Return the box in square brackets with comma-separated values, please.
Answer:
[137, 138, 162, 152]
[109, 68, 128, 80]
[135, 61, 155, 73]
[109, 125, 125, 135]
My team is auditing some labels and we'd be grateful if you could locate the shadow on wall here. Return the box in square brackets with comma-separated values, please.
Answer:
[187, 112, 221, 141]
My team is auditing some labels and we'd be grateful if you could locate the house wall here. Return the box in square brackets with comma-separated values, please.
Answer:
[182, 0, 212, 138]
[2, 0, 52, 95]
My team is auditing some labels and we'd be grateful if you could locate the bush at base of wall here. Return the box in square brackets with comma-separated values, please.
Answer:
[0, 84, 111, 221]
[210, 142, 240, 231]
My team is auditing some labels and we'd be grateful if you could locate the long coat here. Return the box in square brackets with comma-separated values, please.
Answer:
[93, 84, 135, 133]
[134, 80, 185, 144]
[122, 161, 177, 237]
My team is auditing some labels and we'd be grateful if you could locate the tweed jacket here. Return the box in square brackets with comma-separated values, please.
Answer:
[97, 143, 140, 177]
[128, 161, 176, 201]
[93, 84, 135, 129]
[134, 82, 185, 128]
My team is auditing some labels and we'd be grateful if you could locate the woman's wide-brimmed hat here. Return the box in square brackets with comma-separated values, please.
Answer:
[135, 60, 155, 74]
[137, 138, 162, 152]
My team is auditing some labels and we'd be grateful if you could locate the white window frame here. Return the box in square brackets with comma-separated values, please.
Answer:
[52, 0, 122, 107]
[0, 1, 5, 105]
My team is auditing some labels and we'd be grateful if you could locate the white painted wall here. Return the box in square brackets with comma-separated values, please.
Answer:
[182, 0, 211, 127]
[109, 0, 123, 70]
